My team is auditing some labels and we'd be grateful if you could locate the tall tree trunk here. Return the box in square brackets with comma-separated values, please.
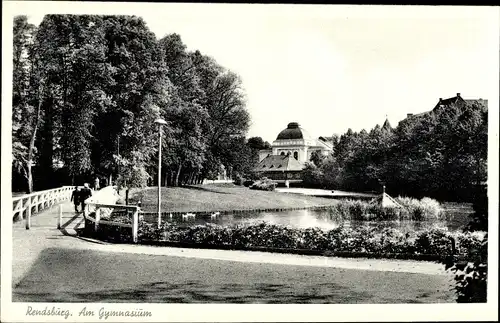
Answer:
[175, 164, 182, 187]
[169, 171, 174, 187]
[26, 86, 44, 193]
[39, 98, 54, 189]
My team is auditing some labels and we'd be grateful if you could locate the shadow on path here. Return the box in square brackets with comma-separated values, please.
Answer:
[13, 247, 455, 304]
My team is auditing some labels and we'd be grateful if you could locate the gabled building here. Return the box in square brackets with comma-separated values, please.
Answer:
[434, 93, 488, 110]
[253, 154, 304, 182]
[254, 122, 333, 185]
[405, 93, 488, 120]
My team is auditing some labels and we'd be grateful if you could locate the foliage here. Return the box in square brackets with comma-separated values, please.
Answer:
[304, 102, 487, 203]
[466, 184, 488, 232]
[442, 234, 488, 303]
[12, 15, 37, 192]
[249, 178, 277, 191]
[442, 183, 488, 303]
[321, 198, 443, 221]
[135, 222, 485, 261]
[11, 15, 253, 192]
[395, 196, 443, 220]
[243, 180, 255, 187]
[233, 174, 245, 186]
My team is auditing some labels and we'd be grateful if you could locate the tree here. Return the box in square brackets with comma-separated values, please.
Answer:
[309, 150, 325, 167]
[13, 14, 252, 192]
[100, 15, 167, 188]
[12, 16, 38, 192]
[191, 52, 250, 180]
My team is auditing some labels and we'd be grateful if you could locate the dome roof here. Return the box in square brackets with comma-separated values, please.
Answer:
[276, 122, 312, 140]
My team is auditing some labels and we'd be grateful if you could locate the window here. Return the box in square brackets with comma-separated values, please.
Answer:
[280, 152, 285, 156]
[293, 151, 298, 160]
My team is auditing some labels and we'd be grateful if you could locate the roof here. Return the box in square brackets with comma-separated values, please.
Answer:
[405, 93, 488, 123]
[253, 154, 304, 172]
[276, 122, 313, 140]
[434, 93, 488, 110]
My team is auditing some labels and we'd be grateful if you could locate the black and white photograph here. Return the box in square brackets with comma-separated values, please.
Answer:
[1, 2, 498, 322]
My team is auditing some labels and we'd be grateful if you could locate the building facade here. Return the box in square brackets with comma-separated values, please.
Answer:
[254, 122, 333, 185]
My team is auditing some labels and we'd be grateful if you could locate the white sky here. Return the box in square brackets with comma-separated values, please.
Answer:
[16, 4, 500, 143]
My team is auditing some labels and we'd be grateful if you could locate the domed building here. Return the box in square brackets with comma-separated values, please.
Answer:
[254, 122, 333, 185]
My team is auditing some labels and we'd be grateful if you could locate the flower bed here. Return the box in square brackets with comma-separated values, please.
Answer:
[136, 222, 484, 260]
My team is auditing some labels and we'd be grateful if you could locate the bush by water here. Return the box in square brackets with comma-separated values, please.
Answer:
[137, 222, 484, 260]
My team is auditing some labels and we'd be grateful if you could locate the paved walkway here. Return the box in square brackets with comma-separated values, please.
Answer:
[10, 199, 455, 303]
[13, 201, 450, 280]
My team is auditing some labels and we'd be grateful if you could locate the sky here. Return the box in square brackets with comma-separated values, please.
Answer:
[14, 3, 500, 143]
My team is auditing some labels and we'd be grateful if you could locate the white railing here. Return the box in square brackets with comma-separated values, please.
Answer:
[12, 186, 74, 229]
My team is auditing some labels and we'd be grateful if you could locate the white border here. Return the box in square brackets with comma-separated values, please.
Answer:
[2, 2, 499, 322]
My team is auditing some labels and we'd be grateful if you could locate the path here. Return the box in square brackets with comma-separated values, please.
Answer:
[11, 200, 456, 303]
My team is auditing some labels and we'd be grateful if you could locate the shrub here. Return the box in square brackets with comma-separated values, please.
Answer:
[243, 180, 254, 187]
[233, 174, 245, 186]
[134, 221, 485, 261]
[442, 234, 488, 303]
[415, 227, 454, 256]
[466, 184, 488, 231]
[444, 184, 488, 303]
[395, 196, 443, 220]
[325, 199, 415, 221]
[249, 178, 277, 191]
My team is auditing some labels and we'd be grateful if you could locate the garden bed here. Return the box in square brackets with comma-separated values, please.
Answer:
[77, 217, 485, 262]
[134, 222, 484, 261]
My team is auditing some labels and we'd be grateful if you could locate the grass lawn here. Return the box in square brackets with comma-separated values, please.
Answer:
[13, 247, 455, 303]
[129, 184, 342, 213]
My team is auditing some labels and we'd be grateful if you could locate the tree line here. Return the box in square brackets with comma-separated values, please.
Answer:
[12, 14, 255, 193]
[303, 100, 488, 202]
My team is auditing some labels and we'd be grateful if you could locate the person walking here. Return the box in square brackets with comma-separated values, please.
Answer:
[70, 186, 81, 212]
[80, 183, 92, 212]
[94, 176, 100, 191]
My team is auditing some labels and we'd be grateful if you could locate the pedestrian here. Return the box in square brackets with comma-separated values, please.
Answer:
[80, 183, 93, 212]
[94, 176, 100, 191]
[70, 186, 81, 212]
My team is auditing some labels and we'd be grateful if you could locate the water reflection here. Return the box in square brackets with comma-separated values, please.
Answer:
[149, 207, 470, 232]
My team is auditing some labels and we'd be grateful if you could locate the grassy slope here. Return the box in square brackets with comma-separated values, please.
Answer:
[13, 247, 455, 303]
[130, 184, 340, 213]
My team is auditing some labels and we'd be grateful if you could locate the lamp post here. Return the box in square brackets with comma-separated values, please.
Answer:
[155, 118, 167, 228]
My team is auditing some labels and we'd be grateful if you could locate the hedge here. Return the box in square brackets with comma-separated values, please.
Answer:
[136, 222, 484, 260]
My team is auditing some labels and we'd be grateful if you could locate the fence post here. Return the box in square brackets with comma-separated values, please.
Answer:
[57, 204, 62, 229]
[132, 206, 139, 243]
[34, 195, 39, 213]
[95, 207, 100, 232]
[25, 196, 31, 230]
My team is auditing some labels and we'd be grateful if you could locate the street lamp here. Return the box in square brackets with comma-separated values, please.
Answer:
[155, 118, 167, 228]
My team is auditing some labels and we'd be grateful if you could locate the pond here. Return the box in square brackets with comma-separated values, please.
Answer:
[146, 205, 473, 232]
